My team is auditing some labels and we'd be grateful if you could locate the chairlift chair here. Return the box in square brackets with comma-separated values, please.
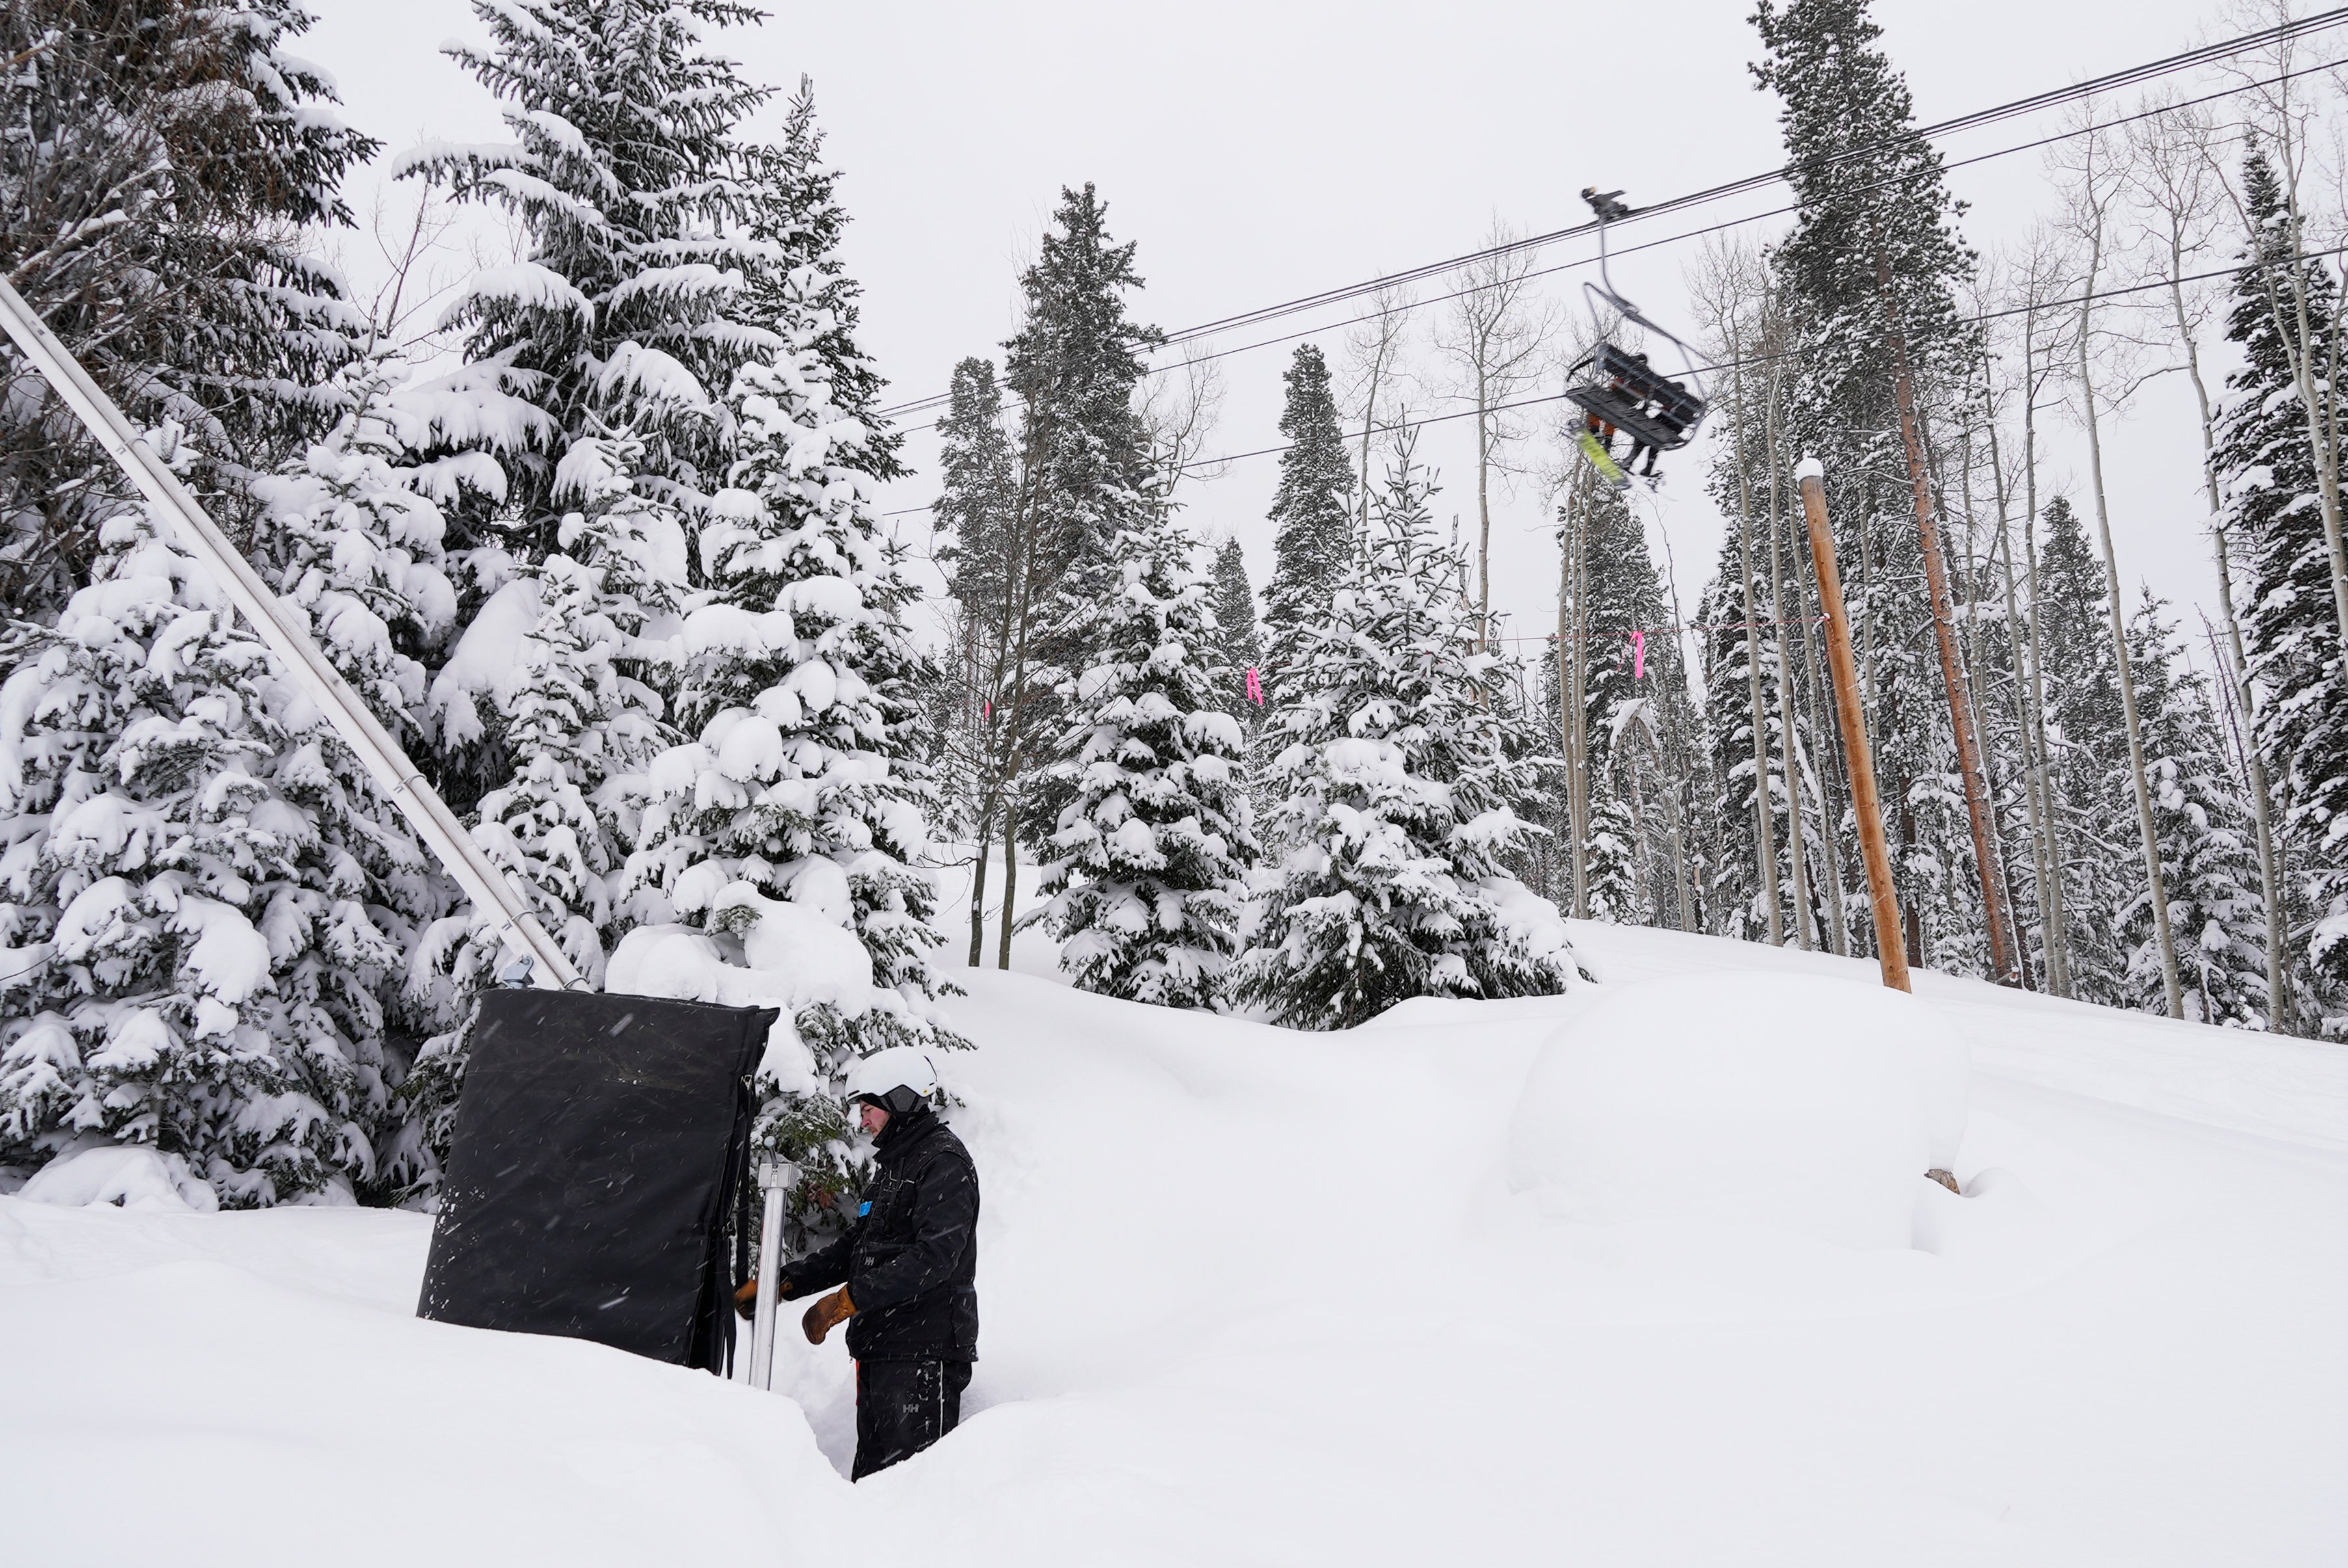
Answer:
[1565, 187, 1710, 487]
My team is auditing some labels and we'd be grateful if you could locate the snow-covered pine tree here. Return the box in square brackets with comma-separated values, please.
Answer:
[621, 209, 957, 1231]
[1037, 504, 1257, 1007]
[403, 431, 687, 1169]
[0, 482, 414, 1205]
[987, 186, 1163, 939]
[739, 78, 903, 489]
[2030, 494, 2133, 1003]
[933, 356, 1017, 836]
[2120, 597, 2269, 1027]
[1752, 0, 2014, 981]
[250, 358, 472, 1189]
[1260, 343, 1354, 705]
[0, 0, 377, 618]
[399, 0, 773, 563]
[1234, 450, 1580, 1029]
[1573, 484, 1697, 929]
[1208, 536, 1264, 730]
[252, 358, 462, 749]
[2219, 148, 2348, 1031]
[1698, 527, 1776, 941]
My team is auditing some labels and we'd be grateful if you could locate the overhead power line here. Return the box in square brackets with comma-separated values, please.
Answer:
[875, 7, 2348, 424]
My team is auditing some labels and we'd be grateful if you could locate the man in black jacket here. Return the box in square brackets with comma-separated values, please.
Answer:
[738, 1047, 979, 1480]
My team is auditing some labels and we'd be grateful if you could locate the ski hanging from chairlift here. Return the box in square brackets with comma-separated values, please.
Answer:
[1564, 187, 1709, 490]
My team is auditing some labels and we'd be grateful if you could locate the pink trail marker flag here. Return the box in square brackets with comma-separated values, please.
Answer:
[1631, 629, 1646, 680]
[1246, 667, 1264, 706]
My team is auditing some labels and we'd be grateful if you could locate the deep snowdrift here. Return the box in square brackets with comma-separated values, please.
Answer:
[5, 918, 2347, 1566]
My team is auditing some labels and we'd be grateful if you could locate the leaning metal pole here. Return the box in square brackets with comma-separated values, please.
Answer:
[1796, 460, 1911, 994]
[0, 276, 581, 989]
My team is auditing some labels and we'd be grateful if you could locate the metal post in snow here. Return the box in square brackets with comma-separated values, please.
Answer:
[1795, 459, 1912, 994]
[0, 276, 581, 989]
[749, 1161, 791, 1390]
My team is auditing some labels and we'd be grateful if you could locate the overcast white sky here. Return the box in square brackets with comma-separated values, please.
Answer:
[303, 0, 2304, 680]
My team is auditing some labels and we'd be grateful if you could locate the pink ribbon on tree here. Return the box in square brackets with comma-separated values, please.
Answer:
[1246, 667, 1264, 706]
[1631, 628, 1647, 680]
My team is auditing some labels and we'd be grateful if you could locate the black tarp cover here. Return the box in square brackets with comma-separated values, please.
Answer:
[417, 989, 778, 1371]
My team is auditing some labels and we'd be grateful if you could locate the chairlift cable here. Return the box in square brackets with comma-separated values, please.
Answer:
[885, 54, 2340, 447]
[875, 8, 2348, 423]
[880, 237, 2348, 513]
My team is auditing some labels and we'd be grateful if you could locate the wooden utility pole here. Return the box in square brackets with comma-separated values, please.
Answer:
[1797, 460, 1910, 993]
[1874, 251, 2020, 988]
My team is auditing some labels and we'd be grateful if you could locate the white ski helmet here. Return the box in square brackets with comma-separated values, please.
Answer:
[846, 1046, 939, 1117]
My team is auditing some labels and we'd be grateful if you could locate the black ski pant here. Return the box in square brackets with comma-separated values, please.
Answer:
[852, 1358, 971, 1480]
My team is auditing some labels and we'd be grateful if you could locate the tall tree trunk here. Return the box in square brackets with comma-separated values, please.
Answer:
[1566, 483, 1592, 918]
[2019, 330, 2072, 997]
[1791, 541, 1852, 957]
[1876, 250, 2019, 986]
[996, 795, 1021, 970]
[2269, 165, 2348, 648]
[967, 797, 993, 966]
[1728, 351, 1782, 944]
[2166, 258, 2296, 1032]
[1947, 419, 2027, 980]
[1763, 392, 1811, 948]
[1476, 388, 1492, 650]
[1982, 397, 2054, 991]
[2076, 259, 2185, 1016]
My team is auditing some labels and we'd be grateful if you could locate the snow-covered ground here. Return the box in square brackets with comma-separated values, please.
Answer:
[7, 917, 2347, 1565]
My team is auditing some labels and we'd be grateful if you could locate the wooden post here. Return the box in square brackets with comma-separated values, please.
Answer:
[1796, 460, 1911, 994]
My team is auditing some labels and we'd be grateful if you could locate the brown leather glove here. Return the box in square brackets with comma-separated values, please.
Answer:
[801, 1287, 856, 1345]
[732, 1277, 799, 1320]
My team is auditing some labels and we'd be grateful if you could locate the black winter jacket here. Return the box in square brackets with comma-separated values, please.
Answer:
[780, 1109, 979, 1361]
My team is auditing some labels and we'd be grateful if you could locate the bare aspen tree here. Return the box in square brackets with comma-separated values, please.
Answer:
[2129, 92, 2297, 1031]
[1963, 256, 2057, 991]
[2055, 107, 2185, 1017]
[1434, 218, 1562, 648]
[1140, 343, 1229, 499]
[2013, 226, 2081, 996]
[1690, 240, 1783, 944]
[1342, 280, 1417, 533]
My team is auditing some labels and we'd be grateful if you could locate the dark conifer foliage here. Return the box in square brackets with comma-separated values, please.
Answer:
[0, 0, 379, 616]
[1261, 343, 1354, 704]
[740, 77, 903, 485]
[2218, 148, 2348, 1029]
[1004, 184, 1164, 611]
[993, 185, 1164, 853]
[1208, 537, 1264, 727]
[403, 0, 777, 554]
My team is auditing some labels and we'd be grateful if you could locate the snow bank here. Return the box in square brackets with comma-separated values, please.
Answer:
[1505, 972, 1969, 1249]
[19, 1145, 219, 1212]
